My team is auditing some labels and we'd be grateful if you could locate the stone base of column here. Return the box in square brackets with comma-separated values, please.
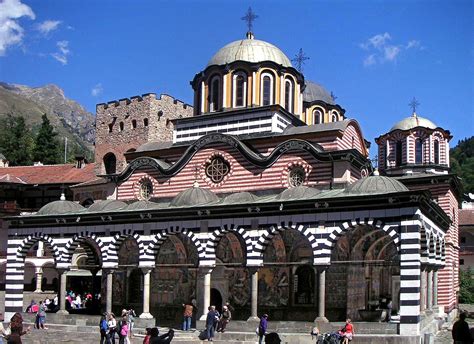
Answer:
[34, 289, 43, 293]
[199, 314, 208, 321]
[139, 312, 154, 319]
[56, 310, 69, 315]
[315, 316, 329, 323]
[247, 316, 260, 322]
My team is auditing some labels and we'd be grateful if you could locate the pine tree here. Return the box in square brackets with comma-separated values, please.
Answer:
[0, 114, 34, 166]
[33, 114, 61, 164]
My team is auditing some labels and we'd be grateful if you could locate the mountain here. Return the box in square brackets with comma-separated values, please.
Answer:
[0, 82, 95, 157]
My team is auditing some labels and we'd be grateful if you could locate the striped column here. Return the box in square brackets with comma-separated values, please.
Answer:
[4, 240, 25, 321]
[399, 222, 421, 335]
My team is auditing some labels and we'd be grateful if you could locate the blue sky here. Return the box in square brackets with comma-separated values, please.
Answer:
[0, 0, 472, 150]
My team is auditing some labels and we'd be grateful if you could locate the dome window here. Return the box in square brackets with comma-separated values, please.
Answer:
[331, 112, 338, 122]
[209, 75, 221, 112]
[415, 139, 423, 164]
[139, 179, 153, 201]
[313, 109, 323, 124]
[261, 73, 274, 106]
[434, 140, 440, 164]
[395, 141, 403, 166]
[131, 119, 137, 129]
[233, 72, 247, 108]
[288, 166, 305, 187]
[205, 156, 230, 183]
[284, 78, 294, 113]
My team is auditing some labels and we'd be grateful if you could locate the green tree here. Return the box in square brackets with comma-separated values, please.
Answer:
[33, 114, 61, 164]
[0, 114, 34, 166]
[451, 136, 474, 193]
[459, 267, 474, 304]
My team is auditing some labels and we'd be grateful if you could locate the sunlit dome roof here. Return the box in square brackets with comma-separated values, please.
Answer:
[276, 185, 321, 200]
[345, 173, 409, 195]
[87, 200, 127, 212]
[170, 184, 219, 207]
[390, 114, 438, 131]
[207, 33, 292, 68]
[37, 200, 85, 216]
[303, 81, 335, 105]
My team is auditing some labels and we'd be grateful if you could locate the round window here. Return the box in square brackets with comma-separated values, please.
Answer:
[139, 179, 153, 200]
[205, 157, 230, 183]
[288, 167, 305, 187]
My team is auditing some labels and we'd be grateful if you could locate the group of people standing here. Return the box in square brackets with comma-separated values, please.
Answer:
[203, 303, 232, 341]
[99, 308, 136, 344]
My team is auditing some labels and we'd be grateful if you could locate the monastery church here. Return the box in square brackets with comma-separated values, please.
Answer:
[2, 24, 460, 338]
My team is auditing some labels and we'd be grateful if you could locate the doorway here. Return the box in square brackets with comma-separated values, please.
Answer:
[210, 288, 223, 312]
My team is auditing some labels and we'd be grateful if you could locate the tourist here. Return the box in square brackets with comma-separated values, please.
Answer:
[386, 299, 393, 322]
[452, 312, 472, 344]
[339, 318, 354, 344]
[127, 308, 136, 338]
[265, 332, 281, 344]
[310, 326, 320, 342]
[107, 313, 117, 344]
[142, 328, 151, 344]
[258, 314, 268, 344]
[0, 313, 7, 344]
[149, 328, 174, 344]
[36, 301, 47, 330]
[99, 313, 109, 344]
[118, 315, 129, 344]
[224, 301, 235, 314]
[217, 305, 231, 333]
[206, 306, 218, 342]
[73, 294, 82, 309]
[6, 313, 30, 344]
[182, 302, 194, 331]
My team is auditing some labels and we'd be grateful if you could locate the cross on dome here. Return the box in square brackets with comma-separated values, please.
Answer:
[292, 48, 310, 72]
[241, 7, 258, 34]
[409, 97, 420, 116]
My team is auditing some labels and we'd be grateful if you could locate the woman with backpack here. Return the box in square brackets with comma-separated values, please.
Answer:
[118, 315, 129, 344]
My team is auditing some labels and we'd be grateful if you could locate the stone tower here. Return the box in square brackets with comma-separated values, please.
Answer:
[95, 93, 193, 175]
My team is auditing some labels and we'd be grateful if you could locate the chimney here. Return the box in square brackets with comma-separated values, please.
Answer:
[75, 155, 87, 169]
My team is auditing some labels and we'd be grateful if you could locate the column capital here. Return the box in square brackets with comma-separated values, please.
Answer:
[103, 268, 116, 275]
[247, 266, 260, 274]
[198, 267, 213, 276]
[315, 265, 330, 273]
[141, 267, 154, 274]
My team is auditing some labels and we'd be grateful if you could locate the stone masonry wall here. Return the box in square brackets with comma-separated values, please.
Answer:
[95, 93, 193, 175]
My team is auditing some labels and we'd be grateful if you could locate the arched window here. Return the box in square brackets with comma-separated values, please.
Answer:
[103, 153, 117, 174]
[209, 75, 221, 112]
[415, 139, 423, 164]
[434, 140, 440, 164]
[313, 109, 323, 124]
[119, 122, 124, 131]
[284, 78, 294, 112]
[233, 72, 247, 108]
[131, 119, 137, 129]
[395, 141, 403, 166]
[261, 73, 274, 106]
[108, 123, 113, 133]
[331, 112, 338, 122]
[143, 118, 149, 127]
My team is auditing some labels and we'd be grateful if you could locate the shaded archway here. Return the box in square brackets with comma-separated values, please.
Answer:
[113, 237, 140, 312]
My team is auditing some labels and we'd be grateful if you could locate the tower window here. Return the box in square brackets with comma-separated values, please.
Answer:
[395, 141, 403, 166]
[415, 139, 423, 164]
[313, 109, 323, 124]
[209, 75, 221, 112]
[434, 140, 440, 164]
[119, 122, 124, 131]
[144, 118, 149, 127]
[284, 78, 294, 113]
[331, 112, 337, 122]
[103, 153, 117, 174]
[132, 119, 137, 129]
[261, 73, 274, 106]
[288, 166, 305, 187]
[108, 123, 113, 133]
[205, 156, 230, 183]
[233, 72, 247, 108]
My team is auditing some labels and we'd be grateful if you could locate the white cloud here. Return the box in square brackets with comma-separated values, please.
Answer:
[51, 40, 70, 65]
[37, 20, 61, 35]
[91, 83, 103, 97]
[0, 0, 35, 55]
[360, 33, 422, 66]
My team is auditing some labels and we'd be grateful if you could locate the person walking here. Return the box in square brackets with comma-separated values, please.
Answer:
[452, 312, 473, 344]
[182, 302, 194, 331]
[217, 305, 231, 333]
[206, 306, 218, 342]
[149, 328, 174, 344]
[118, 315, 129, 344]
[6, 313, 30, 344]
[107, 313, 117, 344]
[99, 313, 109, 344]
[258, 314, 268, 344]
[36, 301, 47, 330]
[339, 318, 354, 344]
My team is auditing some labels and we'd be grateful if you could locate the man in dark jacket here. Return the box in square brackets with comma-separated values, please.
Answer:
[452, 312, 473, 344]
[149, 327, 174, 344]
[258, 314, 268, 344]
[206, 306, 218, 342]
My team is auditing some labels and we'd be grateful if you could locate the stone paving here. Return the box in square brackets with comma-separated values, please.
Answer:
[434, 304, 474, 344]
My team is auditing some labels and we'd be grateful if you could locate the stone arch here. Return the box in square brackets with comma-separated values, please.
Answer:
[105, 230, 146, 267]
[146, 226, 205, 265]
[16, 234, 61, 264]
[254, 221, 318, 265]
[326, 218, 400, 254]
[62, 232, 106, 266]
[103, 152, 117, 174]
[204, 224, 253, 265]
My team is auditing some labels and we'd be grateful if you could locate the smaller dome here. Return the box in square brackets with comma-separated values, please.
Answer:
[390, 114, 438, 131]
[37, 200, 85, 216]
[345, 174, 408, 195]
[222, 192, 258, 205]
[276, 186, 321, 201]
[170, 185, 219, 207]
[87, 200, 127, 212]
[303, 81, 335, 105]
[126, 200, 161, 211]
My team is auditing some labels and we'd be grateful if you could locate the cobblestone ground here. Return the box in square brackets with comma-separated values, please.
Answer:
[435, 304, 474, 344]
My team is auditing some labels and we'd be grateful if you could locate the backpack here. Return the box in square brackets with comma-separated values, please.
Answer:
[120, 322, 128, 336]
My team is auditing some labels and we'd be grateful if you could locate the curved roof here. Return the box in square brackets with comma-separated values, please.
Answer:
[37, 200, 85, 216]
[345, 174, 409, 195]
[276, 186, 321, 200]
[170, 185, 219, 207]
[207, 34, 292, 68]
[87, 200, 127, 212]
[303, 81, 335, 105]
[390, 114, 438, 131]
[221, 191, 258, 205]
[126, 200, 161, 211]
